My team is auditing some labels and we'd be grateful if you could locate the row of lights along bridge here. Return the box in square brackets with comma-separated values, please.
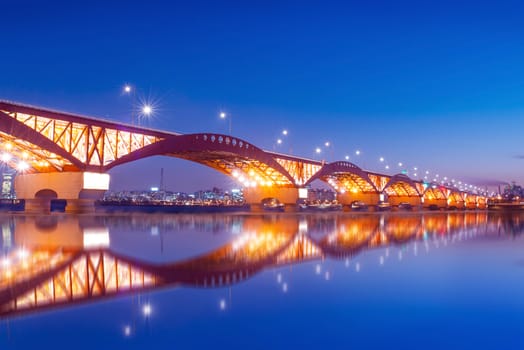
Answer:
[119, 83, 489, 196]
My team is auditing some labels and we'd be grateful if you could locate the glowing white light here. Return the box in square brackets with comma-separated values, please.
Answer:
[315, 147, 321, 154]
[124, 325, 131, 337]
[220, 112, 226, 119]
[298, 188, 308, 199]
[385, 165, 390, 169]
[282, 283, 288, 292]
[355, 150, 360, 155]
[345, 155, 349, 160]
[17, 248, 29, 259]
[17, 161, 29, 171]
[324, 141, 330, 147]
[282, 129, 288, 135]
[142, 303, 152, 317]
[277, 273, 282, 283]
[219, 299, 226, 310]
[277, 139, 282, 144]
[1, 258, 10, 268]
[83, 228, 110, 248]
[1, 153, 11, 162]
[315, 264, 321, 274]
[398, 162, 403, 167]
[83, 172, 110, 190]
[142, 105, 152, 115]
[124, 85, 132, 93]
[379, 157, 384, 162]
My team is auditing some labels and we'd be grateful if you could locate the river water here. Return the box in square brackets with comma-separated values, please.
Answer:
[0, 211, 523, 349]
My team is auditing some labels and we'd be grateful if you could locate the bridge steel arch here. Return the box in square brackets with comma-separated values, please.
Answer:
[383, 174, 423, 207]
[305, 161, 380, 206]
[107, 133, 304, 205]
[423, 184, 448, 209]
[447, 189, 466, 209]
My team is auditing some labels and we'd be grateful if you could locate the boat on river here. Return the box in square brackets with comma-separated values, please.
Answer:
[298, 200, 343, 212]
[261, 197, 285, 212]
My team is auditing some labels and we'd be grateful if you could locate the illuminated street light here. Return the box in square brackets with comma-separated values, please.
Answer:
[1, 153, 11, 162]
[315, 147, 321, 154]
[123, 84, 137, 125]
[17, 161, 29, 172]
[355, 150, 360, 155]
[219, 111, 232, 134]
[282, 129, 288, 136]
[277, 139, 282, 145]
[325, 141, 330, 147]
[379, 157, 384, 162]
[142, 104, 152, 115]
[345, 155, 350, 160]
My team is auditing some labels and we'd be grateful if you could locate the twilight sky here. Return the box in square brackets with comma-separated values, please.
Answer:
[1, 0, 524, 192]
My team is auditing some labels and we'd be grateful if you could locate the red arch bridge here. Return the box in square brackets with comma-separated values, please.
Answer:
[0, 100, 488, 212]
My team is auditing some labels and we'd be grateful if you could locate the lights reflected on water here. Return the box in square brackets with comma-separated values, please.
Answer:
[142, 303, 152, 317]
[0, 212, 509, 319]
[219, 299, 227, 311]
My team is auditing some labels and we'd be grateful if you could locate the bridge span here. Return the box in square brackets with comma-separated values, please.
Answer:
[0, 100, 488, 212]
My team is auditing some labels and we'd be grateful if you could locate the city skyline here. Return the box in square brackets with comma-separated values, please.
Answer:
[2, 1, 524, 192]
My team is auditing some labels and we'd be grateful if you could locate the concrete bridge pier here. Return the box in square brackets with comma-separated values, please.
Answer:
[337, 192, 380, 209]
[243, 187, 299, 211]
[423, 198, 448, 210]
[14, 172, 108, 213]
[388, 196, 422, 210]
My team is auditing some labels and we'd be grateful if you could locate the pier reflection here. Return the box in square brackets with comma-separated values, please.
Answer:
[0, 211, 520, 318]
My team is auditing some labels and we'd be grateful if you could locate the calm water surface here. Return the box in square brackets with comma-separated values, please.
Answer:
[1, 211, 524, 349]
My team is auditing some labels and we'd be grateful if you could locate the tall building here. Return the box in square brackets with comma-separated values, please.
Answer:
[2, 173, 14, 198]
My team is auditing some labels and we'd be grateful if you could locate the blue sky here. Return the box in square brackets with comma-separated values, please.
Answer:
[2, 0, 524, 191]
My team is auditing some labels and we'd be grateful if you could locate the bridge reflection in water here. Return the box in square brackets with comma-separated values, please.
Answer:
[0, 211, 518, 318]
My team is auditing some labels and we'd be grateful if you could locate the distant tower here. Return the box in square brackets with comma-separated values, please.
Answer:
[160, 168, 164, 191]
[1, 173, 14, 198]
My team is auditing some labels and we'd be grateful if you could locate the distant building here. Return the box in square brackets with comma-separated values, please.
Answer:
[1, 173, 14, 198]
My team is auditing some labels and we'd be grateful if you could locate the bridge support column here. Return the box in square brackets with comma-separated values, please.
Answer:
[14, 172, 109, 213]
[424, 198, 447, 210]
[337, 192, 380, 208]
[389, 196, 422, 209]
[243, 187, 299, 211]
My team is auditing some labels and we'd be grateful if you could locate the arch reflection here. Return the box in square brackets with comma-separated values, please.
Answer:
[0, 211, 516, 318]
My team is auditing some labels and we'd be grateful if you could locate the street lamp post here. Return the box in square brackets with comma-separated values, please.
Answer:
[220, 112, 231, 135]
[123, 84, 136, 125]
